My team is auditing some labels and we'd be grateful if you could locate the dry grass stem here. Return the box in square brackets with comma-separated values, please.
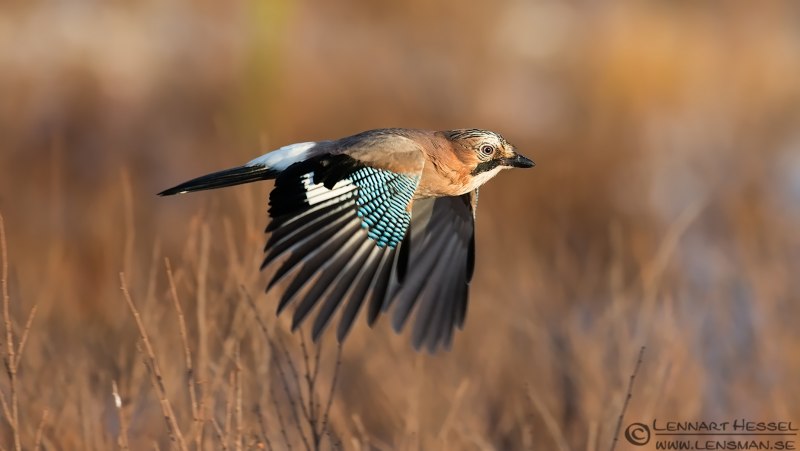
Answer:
[244, 289, 312, 451]
[437, 378, 470, 444]
[234, 345, 243, 451]
[268, 376, 292, 451]
[196, 225, 211, 406]
[526, 384, 570, 451]
[254, 405, 275, 451]
[14, 305, 38, 368]
[33, 409, 49, 451]
[609, 346, 646, 451]
[165, 257, 204, 448]
[120, 272, 188, 451]
[320, 344, 343, 448]
[211, 417, 228, 451]
[112, 380, 130, 450]
[224, 370, 235, 447]
[1, 213, 21, 451]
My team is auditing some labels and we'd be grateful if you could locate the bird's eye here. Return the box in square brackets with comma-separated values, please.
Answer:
[480, 145, 494, 156]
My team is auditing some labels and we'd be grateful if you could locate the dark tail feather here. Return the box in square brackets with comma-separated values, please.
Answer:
[158, 165, 279, 196]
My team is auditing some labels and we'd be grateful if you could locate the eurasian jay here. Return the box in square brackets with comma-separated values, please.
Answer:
[159, 128, 534, 351]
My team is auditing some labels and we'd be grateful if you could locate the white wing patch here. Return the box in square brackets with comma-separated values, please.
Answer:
[301, 173, 354, 206]
[246, 142, 318, 171]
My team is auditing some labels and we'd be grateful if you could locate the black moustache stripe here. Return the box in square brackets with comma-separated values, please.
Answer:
[471, 159, 502, 176]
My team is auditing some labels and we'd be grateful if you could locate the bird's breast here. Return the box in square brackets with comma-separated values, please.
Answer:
[414, 162, 503, 199]
[414, 174, 472, 198]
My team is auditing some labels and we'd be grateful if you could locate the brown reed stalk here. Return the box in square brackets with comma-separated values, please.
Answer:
[120, 272, 188, 451]
[112, 380, 130, 450]
[165, 258, 204, 448]
[1, 213, 21, 451]
[32, 409, 49, 451]
[243, 288, 311, 451]
[609, 346, 646, 451]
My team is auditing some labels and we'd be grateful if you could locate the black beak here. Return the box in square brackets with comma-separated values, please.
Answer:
[504, 153, 535, 168]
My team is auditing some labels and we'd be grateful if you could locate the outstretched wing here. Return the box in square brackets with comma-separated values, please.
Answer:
[262, 150, 425, 342]
[388, 191, 477, 352]
[262, 131, 477, 352]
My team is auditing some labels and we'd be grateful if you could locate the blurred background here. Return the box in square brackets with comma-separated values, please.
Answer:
[1, 0, 799, 449]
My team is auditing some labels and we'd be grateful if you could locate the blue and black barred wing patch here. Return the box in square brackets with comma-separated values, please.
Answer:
[260, 155, 420, 342]
[350, 167, 416, 248]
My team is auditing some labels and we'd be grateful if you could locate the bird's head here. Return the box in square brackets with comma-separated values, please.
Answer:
[443, 129, 534, 183]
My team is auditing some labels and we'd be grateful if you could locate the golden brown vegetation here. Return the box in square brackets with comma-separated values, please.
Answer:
[1, 1, 799, 449]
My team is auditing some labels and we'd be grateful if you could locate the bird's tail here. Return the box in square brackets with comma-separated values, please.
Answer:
[158, 165, 279, 196]
[159, 142, 321, 196]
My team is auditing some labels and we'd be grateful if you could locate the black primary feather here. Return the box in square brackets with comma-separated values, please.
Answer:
[389, 192, 476, 352]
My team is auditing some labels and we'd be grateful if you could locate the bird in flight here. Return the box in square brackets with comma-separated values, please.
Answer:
[160, 128, 534, 352]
